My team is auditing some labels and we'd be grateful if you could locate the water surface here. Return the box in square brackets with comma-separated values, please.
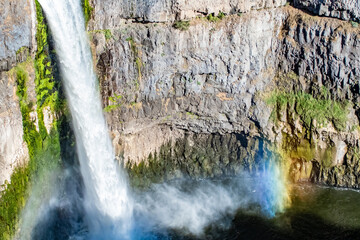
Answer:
[177, 183, 360, 240]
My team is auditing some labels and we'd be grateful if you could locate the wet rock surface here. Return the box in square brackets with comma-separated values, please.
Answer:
[93, 9, 284, 136]
[127, 132, 275, 189]
[0, 70, 29, 188]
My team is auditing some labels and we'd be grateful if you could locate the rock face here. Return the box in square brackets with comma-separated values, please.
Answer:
[89, 0, 286, 28]
[0, 0, 36, 72]
[127, 133, 275, 188]
[1, 0, 360, 189]
[92, 9, 284, 162]
[293, 0, 360, 22]
[0, 0, 36, 187]
[279, 10, 360, 100]
[90, 2, 360, 188]
[0, 70, 28, 188]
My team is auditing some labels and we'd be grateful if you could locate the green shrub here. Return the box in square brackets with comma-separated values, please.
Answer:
[82, 0, 93, 26]
[104, 29, 112, 40]
[206, 12, 226, 22]
[207, 13, 217, 22]
[351, 21, 359, 28]
[104, 94, 123, 112]
[173, 20, 190, 31]
[217, 11, 225, 20]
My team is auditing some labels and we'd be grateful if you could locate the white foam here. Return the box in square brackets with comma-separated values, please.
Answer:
[37, 0, 133, 236]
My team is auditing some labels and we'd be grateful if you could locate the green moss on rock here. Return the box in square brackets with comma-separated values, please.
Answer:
[82, 0, 93, 26]
[0, 2, 69, 239]
[267, 87, 350, 131]
[127, 133, 276, 189]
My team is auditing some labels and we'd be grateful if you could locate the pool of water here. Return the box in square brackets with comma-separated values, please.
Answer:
[28, 180, 360, 240]
[165, 183, 360, 240]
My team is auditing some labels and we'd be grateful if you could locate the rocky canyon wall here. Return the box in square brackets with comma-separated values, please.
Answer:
[293, 0, 360, 22]
[1, 0, 360, 189]
[0, 0, 36, 188]
[89, 0, 286, 26]
[89, 1, 360, 187]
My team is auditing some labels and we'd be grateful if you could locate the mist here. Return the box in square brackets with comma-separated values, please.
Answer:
[17, 152, 288, 240]
[80, 160, 288, 239]
[131, 162, 288, 237]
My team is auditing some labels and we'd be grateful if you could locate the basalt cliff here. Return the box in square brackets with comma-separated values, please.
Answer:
[1, 0, 360, 205]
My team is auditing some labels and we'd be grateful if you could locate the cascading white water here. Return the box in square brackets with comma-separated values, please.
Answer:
[37, 0, 133, 235]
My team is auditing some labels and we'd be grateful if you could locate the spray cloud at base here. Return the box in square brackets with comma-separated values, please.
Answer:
[132, 162, 289, 237]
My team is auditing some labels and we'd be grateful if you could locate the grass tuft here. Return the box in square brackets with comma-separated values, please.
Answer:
[173, 21, 190, 31]
[266, 87, 349, 131]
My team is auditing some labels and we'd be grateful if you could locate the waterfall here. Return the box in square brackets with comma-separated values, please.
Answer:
[37, 0, 133, 235]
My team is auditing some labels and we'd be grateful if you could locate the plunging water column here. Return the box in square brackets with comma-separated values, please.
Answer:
[37, 0, 133, 235]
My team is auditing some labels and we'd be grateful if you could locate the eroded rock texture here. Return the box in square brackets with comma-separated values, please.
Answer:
[0, 0, 36, 187]
[293, 0, 360, 22]
[1, 0, 360, 188]
[0, 0, 36, 71]
[92, 9, 284, 161]
[279, 11, 360, 100]
[89, 3, 360, 187]
[89, 0, 286, 28]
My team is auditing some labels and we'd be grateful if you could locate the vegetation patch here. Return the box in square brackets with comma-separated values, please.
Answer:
[88, 29, 113, 41]
[351, 21, 359, 28]
[127, 152, 169, 189]
[266, 87, 350, 131]
[127, 134, 273, 189]
[82, 0, 93, 26]
[0, 2, 68, 239]
[104, 29, 112, 40]
[186, 111, 199, 119]
[206, 12, 226, 22]
[104, 93, 123, 112]
[0, 168, 28, 240]
[126, 37, 142, 90]
[173, 20, 190, 31]
[35, 0, 62, 113]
